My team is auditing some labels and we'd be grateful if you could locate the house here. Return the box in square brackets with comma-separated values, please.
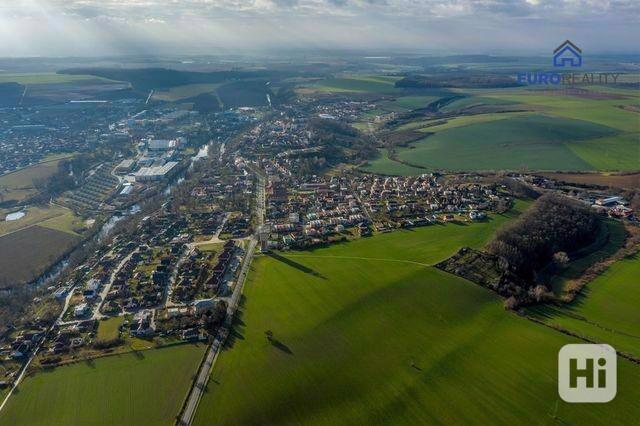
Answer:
[553, 40, 582, 67]
[74, 303, 90, 317]
[192, 299, 215, 313]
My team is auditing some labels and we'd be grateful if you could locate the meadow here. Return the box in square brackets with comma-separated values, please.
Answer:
[193, 201, 640, 424]
[0, 344, 206, 425]
[0, 154, 75, 203]
[0, 73, 112, 85]
[0, 225, 80, 287]
[396, 114, 618, 171]
[306, 75, 401, 94]
[530, 253, 640, 360]
[359, 85, 639, 175]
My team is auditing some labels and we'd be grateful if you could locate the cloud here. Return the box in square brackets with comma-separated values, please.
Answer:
[0, 0, 637, 56]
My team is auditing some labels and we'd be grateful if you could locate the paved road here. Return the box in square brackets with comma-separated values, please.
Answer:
[92, 249, 137, 319]
[179, 168, 263, 425]
[179, 238, 257, 425]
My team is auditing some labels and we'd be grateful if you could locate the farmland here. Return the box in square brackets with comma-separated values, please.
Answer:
[193, 202, 640, 424]
[0, 73, 113, 85]
[0, 225, 80, 287]
[0, 343, 206, 425]
[360, 86, 639, 175]
[0, 154, 75, 203]
[396, 115, 617, 172]
[305, 75, 401, 94]
[530, 254, 640, 359]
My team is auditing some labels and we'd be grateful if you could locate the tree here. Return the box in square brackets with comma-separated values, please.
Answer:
[553, 251, 570, 268]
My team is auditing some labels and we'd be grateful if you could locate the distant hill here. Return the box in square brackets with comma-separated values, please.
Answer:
[396, 74, 522, 89]
[59, 67, 300, 91]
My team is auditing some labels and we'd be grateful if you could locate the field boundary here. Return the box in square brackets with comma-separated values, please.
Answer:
[284, 254, 431, 267]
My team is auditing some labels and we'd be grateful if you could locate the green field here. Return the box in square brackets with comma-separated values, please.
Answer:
[395, 115, 619, 171]
[96, 317, 125, 341]
[360, 149, 428, 176]
[307, 76, 401, 94]
[194, 202, 640, 424]
[0, 205, 80, 237]
[362, 85, 639, 174]
[0, 73, 113, 85]
[550, 220, 626, 295]
[531, 253, 640, 359]
[0, 154, 75, 203]
[0, 344, 206, 425]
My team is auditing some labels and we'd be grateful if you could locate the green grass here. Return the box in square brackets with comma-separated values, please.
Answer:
[551, 220, 626, 295]
[360, 149, 428, 176]
[0, 343, 206, 425]
[309, 76, 401, 93]
[530, 254, 640, 359]
[396, 114, 619, 171]
[96, 317, 125, 341]
[0, 154, 75, 203]
[194, 201, 640, 425]
[0, 73, 112, 85]
[482, 91, 640, 132]
[0, 205, 74, 237]
[567, 132, 640, 171]
[439, 96, 518, 112]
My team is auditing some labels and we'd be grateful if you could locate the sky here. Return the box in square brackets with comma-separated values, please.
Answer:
[0, 0, 638, 57]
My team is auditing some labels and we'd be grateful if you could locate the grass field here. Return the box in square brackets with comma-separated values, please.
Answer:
[194, 201, 640, 424]
[0, 154, 75, 203]
[0, 73, 113, 85]
[0, 343, 206, 425]
[96, 317, 125, 341]
[307, 75, 401, 94]
[0, 205, 79, 237]
[395, 114, 619, 171]
[530, 254, 640, 359]
[550, 220, 626, 295]
[366, 85, 639, 174]
[360, 149, 428, 176]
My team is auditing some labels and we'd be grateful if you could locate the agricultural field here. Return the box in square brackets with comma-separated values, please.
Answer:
[0, 204, 84, 288]
[0, 154, 75, 203]
[530, 254, 640, 359]
[305, 75, 401, 94]
[360, 149, 427, 176]
[151, 83, 220, 102]
[361, 85, 639, 175]
[539, 171, 640, 190]
[0, 205, 82, 237]
[395, 115, 620, 172]
[549, 220, 626, 296]
[194, 201, 640, 424]
[0, 73, 112, 85]
[0, 343, 206, 425]
[0, 225, 80, 288]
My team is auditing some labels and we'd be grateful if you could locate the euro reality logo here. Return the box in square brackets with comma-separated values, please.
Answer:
[516, 41, 620, 85]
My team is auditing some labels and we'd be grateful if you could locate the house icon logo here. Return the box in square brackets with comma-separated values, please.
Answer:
[553, 40, 582, 67]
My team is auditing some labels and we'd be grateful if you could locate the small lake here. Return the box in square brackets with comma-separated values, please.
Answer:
[5, 211, 26, 221]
